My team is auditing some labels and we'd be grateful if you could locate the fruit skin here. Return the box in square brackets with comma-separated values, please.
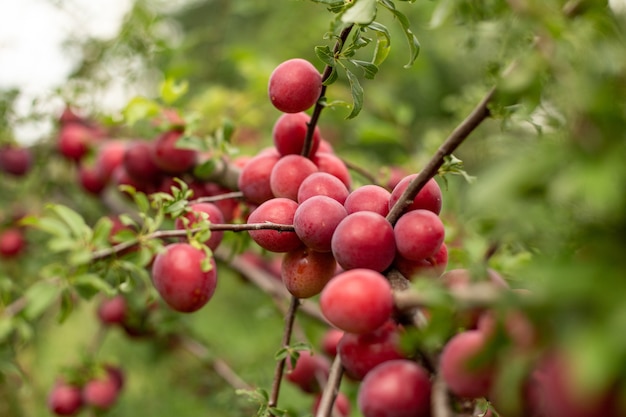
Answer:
[268, 58, 322, 113]
[123, 140, 163, 184]
[388, 174, 442, 215]
[357, 359, 432, 417]
[393, 242, 448, 280]
[281, 246, 337, 298]
[393, 209, 445, 261]
[344, 184, 391, 216]
[297, 172, 349, 204]
[48, 381, 83, 416]
[272, 112, 321, 157]
[58, 123, 97, 161]
[331, 211, 396, 272]
[439, 330, 495, 399]
[269, 154, 318, 201]
[237, 152, 280, 205]
[293, 195, 347, 253]
[338, 321, 405, 380]
[320, 269, 393, 334]
[175, 202, 225, 251]
[82, 374, 119, 410]
[536, 354, 623, 417]
[285, 350, 330, 393]
[151, 243, 218, 313]
[312, 152, 352, 189]
[321, 328, 344, 357]
[151, 130, 197, 174]
[0, 145, 33, 176]
[0, 227, 26, 258]
[247, 198, 302, 253]
[97, 295, 127, 326]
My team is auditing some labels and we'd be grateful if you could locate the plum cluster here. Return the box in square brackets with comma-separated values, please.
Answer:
[47, 364, 125, 416]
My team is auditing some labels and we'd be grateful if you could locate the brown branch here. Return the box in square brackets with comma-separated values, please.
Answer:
[268, 296, 300, 411]
[178, 336, 252, 391]
[91, 222, 295, 261]
[386, 87, 496, 225]
[189, 191, 244, 205]
[215, 248, 326, 324]
[433, 372, 458, 417]
[393, 282, 506, 311]
[302, 24, 355, 158]
[341, 156, 381, 186]
[315, 354, 344, 417]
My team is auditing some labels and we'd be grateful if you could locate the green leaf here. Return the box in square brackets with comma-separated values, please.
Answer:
[368, 22, 391, 66]
[323, 66, 339, 86]
[351, 59, 379, 79]
[193, 159, 217, 180]
[341, 0, 377, 24]
[133, 191, 151, 214]
[175, 134, 210, 152]
[48, 204, 91, 240]
[73, 273, 115, 299]
[159, 78, 189, 104]
[345, 68, 364, 119]
[380, 1, 420, 68]
[0, 317, 14, 343]
[57, 289, 74, 324]
[22, 281, 61, 321]
[91, 217, 113, 249]
[315, 45, 335, 67]
[122, 96, 162, 126]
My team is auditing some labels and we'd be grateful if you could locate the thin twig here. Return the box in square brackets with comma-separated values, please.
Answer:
[215, 248, 326, 324]
[302, 24, 355, 158]
[189, 191, 244, 205]
[268, 296, 300, 411]
[386, 87, 496, 225]
[315, 354, 344, 417]
[178, 336, 252, 391]
[432, 372, 457, 417]
[91, 222, 295, 261]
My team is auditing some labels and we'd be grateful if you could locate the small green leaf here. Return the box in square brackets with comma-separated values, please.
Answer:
[341, 0, 377, 24]
[123, 96, 162, 126]
[92, 217, 113, 249]
[193, 159, 217, 180]
[73, 273, 115, 299]
[175, 134, 210, 152]
[368, 22, 391, 66]
[323, 66, 339, 86]
[133, 191, 151, 214]
[22, 280, 61, 321]
[345, 68, 364, 119]
[0, 317, 14, 343]
[58, 289, 75, 323]
[159, 78, 189, 104]
[380, 1, 420, 67]
[351, 59, 379, 79]
[48, 204, 91, 240]
[315, 45, 336, 67]
[275, 347, 289, 361]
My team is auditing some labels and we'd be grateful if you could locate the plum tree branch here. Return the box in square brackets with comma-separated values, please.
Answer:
[386, 87, 496, 225]
[91, 222, 295, 261]
[302, 24, 355, 158]
[315, 354, 344, 417]
[177, 336, 253, 391]
[268, 296, 300, 412]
